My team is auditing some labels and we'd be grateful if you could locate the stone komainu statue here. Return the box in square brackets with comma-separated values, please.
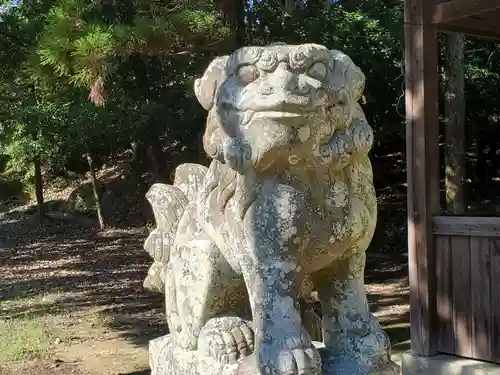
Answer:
[144, 43, 400, 375]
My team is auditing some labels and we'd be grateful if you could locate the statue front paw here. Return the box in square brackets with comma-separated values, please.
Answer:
[223, 137, 253, 174]
[351, 117, 373, 155]
[169, 321, 198, 350]
[259, 325, 321, 375]
[198, 317, 254, 364]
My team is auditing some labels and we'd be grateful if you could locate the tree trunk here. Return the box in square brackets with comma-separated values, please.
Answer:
[131, 141, 139, 165]
[86, 152, 105, 230]
[34, 154, 45, 218]
[444, 33, 466, 214]
[31, 131, 45, 218]
[234, 0, 246, 47]
[217, 0, 246, 48]
[283, 0, 303, 11]
[147, 143, 162, 183]
[130, 141, 143, 182]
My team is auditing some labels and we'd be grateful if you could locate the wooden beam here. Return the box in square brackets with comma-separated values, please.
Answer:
[433, 216, 500, 237]
[439, 26, 500, 41]
[405, 0, 440, 357]
[438, 16, 500, 40]
[432, 0, 500, 24]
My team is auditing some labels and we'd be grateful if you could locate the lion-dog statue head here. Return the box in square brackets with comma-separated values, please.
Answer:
[195, 42, 371, 176]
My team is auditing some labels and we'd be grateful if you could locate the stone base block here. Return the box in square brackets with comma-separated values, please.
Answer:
[149, 335, 235, 375]
[150, 335, 400, 375]
[402, 352, 500, 375]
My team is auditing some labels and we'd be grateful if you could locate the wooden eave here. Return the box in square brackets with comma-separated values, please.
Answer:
[431, 0, 500, 40]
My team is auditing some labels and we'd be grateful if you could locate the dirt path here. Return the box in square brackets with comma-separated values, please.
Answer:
[0, 206, 409, 375]
[0, 205, 165, 375]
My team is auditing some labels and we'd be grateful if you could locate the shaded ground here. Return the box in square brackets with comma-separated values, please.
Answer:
[0, 204, 164, 375]
[0, 201, 409, 375]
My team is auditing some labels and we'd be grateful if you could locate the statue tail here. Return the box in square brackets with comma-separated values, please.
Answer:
[143, 163, 208, 292]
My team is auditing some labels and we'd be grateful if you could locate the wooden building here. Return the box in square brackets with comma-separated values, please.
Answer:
[404, 0, 500, 370]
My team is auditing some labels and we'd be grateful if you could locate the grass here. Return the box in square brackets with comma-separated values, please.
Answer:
[0, 293, 114, 363]
[83, 309, 112, 329]
[0, 294, 67, 362]
[0, 292, 410, 364]
[0, 315, 63, 362]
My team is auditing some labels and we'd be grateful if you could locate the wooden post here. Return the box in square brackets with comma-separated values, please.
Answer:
[404, 0, 440, 357]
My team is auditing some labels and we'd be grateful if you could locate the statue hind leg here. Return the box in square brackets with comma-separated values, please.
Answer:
[168, 202, 251, 352]
[311, 252, 399, 374]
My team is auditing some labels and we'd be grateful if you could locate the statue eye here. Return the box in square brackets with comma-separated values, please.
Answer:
[307, 62, 327, 81]
[237, 65, 259, 84]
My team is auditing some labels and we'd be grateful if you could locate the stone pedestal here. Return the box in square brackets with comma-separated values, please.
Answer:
[150, 335, 400, 375]
[149, 335, 235, 375]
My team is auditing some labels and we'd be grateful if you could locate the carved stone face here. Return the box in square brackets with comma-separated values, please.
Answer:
[214, 44, 364, 136]
[194, 43, 368, 172]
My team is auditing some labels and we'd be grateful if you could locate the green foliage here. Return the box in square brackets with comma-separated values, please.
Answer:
[0, 0, 500, 215]
[248, 1, 405, 148]
[36, 0, 230, 100]
[3, 100, 65, 179]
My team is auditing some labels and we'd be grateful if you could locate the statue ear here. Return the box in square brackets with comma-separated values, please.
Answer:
[194, 56, 229, 111]
[329, 49, 366, 103]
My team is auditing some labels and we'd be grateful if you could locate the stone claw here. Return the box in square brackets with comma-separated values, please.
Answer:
[261, 346, 321, 375]
[259, 327, 321, 375]
[177, 328, 198, 350]
[198, 317, 255, 365]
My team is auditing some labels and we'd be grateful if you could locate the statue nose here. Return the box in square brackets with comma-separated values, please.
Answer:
[258, 69, 303, 96]
[281, 72, 310, 94]
[259, 68, 323, 98]
[286, 73, 322, 95]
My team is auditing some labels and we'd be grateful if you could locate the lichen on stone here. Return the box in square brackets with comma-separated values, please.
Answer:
[144, 42, 399, 375]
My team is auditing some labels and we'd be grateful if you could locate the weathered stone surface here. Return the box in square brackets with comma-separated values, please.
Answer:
[142, 183, 187, 294]
[144, 42, 399, 375]
[150, 336, 400, 375]
[173, 163, 208, 202]
[143, 261, 165, 293]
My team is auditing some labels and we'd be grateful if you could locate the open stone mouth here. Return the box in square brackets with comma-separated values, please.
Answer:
[239, 110, 315, 126]
[254, 111, 311, 118]
[239, 107, 339, 126]
[233, 100, 340, 126]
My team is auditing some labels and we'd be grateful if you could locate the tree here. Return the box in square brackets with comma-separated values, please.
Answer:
[58, 97, 117, 229]
[444, 33, 466, 214]
[0, 1, 62, 218]
[215, 0, 246, 47]
[36, 0, 231, 106]
[1, 0, 499, 227]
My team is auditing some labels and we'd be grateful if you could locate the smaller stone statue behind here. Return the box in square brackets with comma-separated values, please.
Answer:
[144, 42, 400, 375]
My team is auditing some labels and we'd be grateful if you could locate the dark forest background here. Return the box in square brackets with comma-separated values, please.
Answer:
[1, 0, 499, 254]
